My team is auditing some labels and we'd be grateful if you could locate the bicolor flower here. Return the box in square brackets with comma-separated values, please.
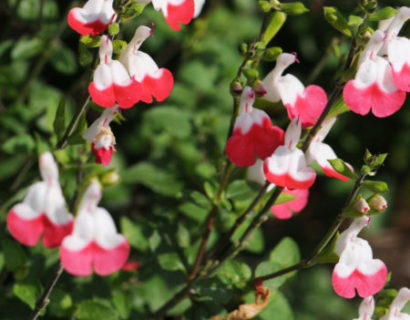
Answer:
[380, 287, 410, 320]
[306, 117, 353, 181]
[68, 0, 116, 36]
[262, 53, 328, 128]
[120, 25, 174, 104]
[353, 297, 375, 320]
[247, 160, 309, 219]
[225, 87, 284, 167]
[271, 188, 309, 220]
[193, 0, 205, 17]
[89, 35, 141, 109]
[6, 152, 73, 248]
[148, 0, 195, 31]
[83, 107, 119, 165]
[384, 7, 410, 92]
[343, 30, 406, 117]
[60, 181, 130, 276]
[264, 118, 316, 189]
[332, 216, 388, 298]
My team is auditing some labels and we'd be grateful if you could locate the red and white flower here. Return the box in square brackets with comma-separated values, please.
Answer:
[353, 297, 375, 320]
[120, 25, 174, 104]
[146, 0, 195, 31]
[332, 216, 388, 298]
[225, 87, 284, 167]
[60, 181, 130, 276]
[384, 7, 410, 92]
[343, 30, 406, 117]
[6, 152, 73, 248]
[262, 53, 328, 128]
[306, 117, 353, 181]
[264, 118, 316, 189]
[380, 287, 410, 320]
[89, 35, 141, 109]
[83, 107, 119, 165]
[68, 0, 116, 36]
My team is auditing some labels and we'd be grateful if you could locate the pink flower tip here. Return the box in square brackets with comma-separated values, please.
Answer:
[292, 51, 300, 63]
[122, 261, 140, 271]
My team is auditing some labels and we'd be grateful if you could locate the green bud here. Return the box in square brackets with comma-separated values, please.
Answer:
[281, 2, 309, 15]
[263, 46, 282, 61]
[258, 0, 272, 13]
[101, 170, 120, 186]
[108, 23, 120, 36]
[243, 67, 259, 80]
[239, 42, 248, 57]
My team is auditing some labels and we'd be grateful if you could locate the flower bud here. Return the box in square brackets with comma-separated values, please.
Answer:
[354, 198, 370, 213]
[101, 170, 120, 186]
[231, 81, 243, 95]
[369, 194, 387, 211]
[253, 80, 267, 97]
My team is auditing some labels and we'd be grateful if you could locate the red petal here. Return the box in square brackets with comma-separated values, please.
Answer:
[164, 0, 195, 31]
[252, 119, 284, 160]
[93, 240, 130, 276]
[42, 216, 74, 248]
[263, 162, 316, 190]
[113, 80, 142, 109]
[68, 10, 110, 36]
[7, 209, 43, 247]
[140, 68, 174, 103]
[392, 63, 410, 92]
[92, 144, 115, 166]
[225, 130, 257, 167]
[89, 82, 116, 108]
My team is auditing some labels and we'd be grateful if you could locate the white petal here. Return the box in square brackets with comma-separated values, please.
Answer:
[193, 0, 205, 17]
[284, 118, 301, 151]
[39, 152, 59, 185]
[93, 207, 125, 249]
[99, 35, 113, 63]
[62, 211, 94, 251]
[93, 64, 113, 90]
[83, 107, 119, 142]
[277, 74, 304, 106]
[110, 60, 133, 86]
[121, 51, 158, 81]
[79, 182, 102, 213]
[247, 159, 266, 185]
[388, 37, 410, 72]
[238, 87, 255, 114]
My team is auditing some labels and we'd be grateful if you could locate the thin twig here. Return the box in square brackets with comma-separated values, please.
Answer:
[29, 265, 64, 320]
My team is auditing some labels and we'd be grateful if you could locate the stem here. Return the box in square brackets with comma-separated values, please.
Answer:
[56, 96, 90, 149]
[256, 173, 367, 283]
[187, 161, 232, 282]
[29, 265, 64, 320]
[10, 156, 35, 192]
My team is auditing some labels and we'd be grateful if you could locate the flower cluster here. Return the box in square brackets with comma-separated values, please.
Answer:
[343, 7, 410, 117]
[6, 153, 129, 276]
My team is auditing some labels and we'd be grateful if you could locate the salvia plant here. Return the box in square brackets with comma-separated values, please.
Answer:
[0, 0, 409, 319]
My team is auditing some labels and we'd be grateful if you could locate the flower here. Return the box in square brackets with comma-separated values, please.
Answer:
[369, 194, 387, 211]
[60, 181, 130, 276]
[89, 35, 141, 108]
[305, 117, 353, 181]
[68, 0, 116, 36]
[384, 7, 410, 92]
[6, 152, 73, 248]
[120, 25, 174, 103]
[247, 160, 309, 219]
[225, 87, 284, 167]
[343, 30, 406, 117]
[83, 107, 119, 165]
[145, 0, 195, 31]
[193, 0, 206, 17]
[380, 287, 410, 320]
[332, 216, 388, 298]
[353, 297, 375, 320]
[262, 53, 328, 128]
[264, 118, 316, 189]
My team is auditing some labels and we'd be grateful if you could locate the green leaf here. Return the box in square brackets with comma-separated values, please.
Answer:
[49, 289, 73, 317]
[328, 158, 357, 179]
[178, 202, 208, 223]
[120, 217, 149, 252]
[245, 227, 265, 254]
[120, 2, 146, 22]
[79, 42, 94, 67]
[257, 290, 294, 320]
[369, 7, 398, 21]
[273, 192, 297, 205]
[11, 37, 43, 60]
[53, 96, 66, 142]
[157, 253, 185, 271]
[149, 230, 162, 252]
[2, 133, 35, 155]
[143, 106, 192, 139]
[261, 11, 287, 45]
[13, 280, 42, 310]
[258, 1, 272, 13]
[269, 237, 300, 268]
[2, 238, 27, 271]
[68, 112, 88, 145]
[76, 299, 119, 320]
[315, 232, 340, 264]
[348, 15, 364, 27]
[122, 162, 183, 196]
[49, 44, 77, 75]
[324, 7, 352, 37]
[226, 180, 258, 201]
[190, 191, 211, 209]
[80, 35, 101, 48]
[217, 259, 252, 289]
[362, 180, 389, 193]
[327, 95, 350, 118]
[177, 224, 190, 248]
[281, 2, 309, 15]
[112, 291, 130, 319]
[255, 261, 286, 291]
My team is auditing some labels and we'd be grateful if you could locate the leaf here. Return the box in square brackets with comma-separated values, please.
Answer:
[176, 224, 190, 248]
[108, 23, 120, 36]
[2, 133, 35, 155]
[49, 289, 73, 317]
[13, 280, 42, 310]
[327, 95, 350, 118]
[255, 261, 286, 291]
[112, 291, 131, 319]
[120, 217, 149, 252]
[53, 96, 66, 142]
[190, 191, 211, 209]
[269, 237, 300, 269]
[122, 162, 183, 196]
[78, 42, 94, 67]
[226, 180, 258, 201]
[2, 238, 27, 271]
[273, 192, 297, 205]
[245, 227, 265, 254]
[262, 11, 287, 45]
[348, 15, 364, 27]
[369, 7, 398, 21]
[143, 106, 192, 139]
[68, 112, 88, 145]
[80, 35, 101, 48]
[281, 2, 309, 15]
[323, 7, 352, 37]
[328, 158, 357, 179]
[315, 233, 340, 264]
[149, 230, 162, 252]
[11, 37, 43, 60]
[257, 290, 294, 320]
[217, 259, 251, 289]
[362, 180, 389, 193]
[76, 299, 119, 320]
[178, 202, 208, 223]
[157, 253, 185, 271]
[49, 44, 77, 75]
[113, 40, 127, 55]
[262, 46, 283, 62]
